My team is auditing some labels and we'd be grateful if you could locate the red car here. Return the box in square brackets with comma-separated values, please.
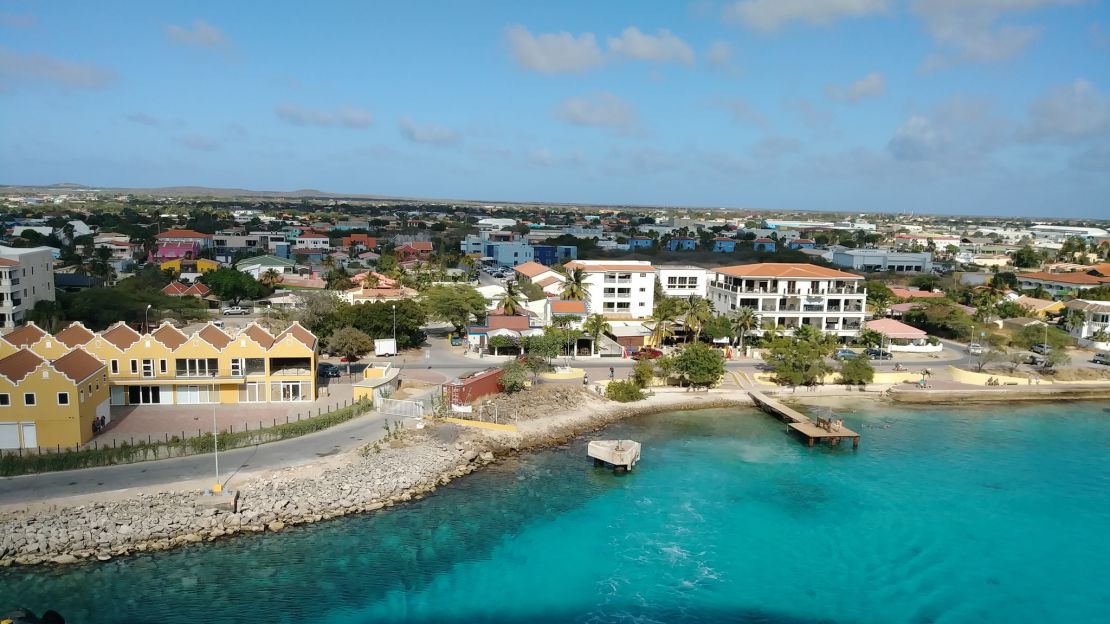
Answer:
[631, 348, 663, 360]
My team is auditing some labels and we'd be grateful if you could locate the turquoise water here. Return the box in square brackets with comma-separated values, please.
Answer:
[3, 401, 1110, 623]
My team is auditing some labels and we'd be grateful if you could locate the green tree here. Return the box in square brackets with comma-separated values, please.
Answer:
[730, 307, 759, 350]
[605, 379, 645, 402]
[559, 267, 589, 302]
[654, 355, 676, 384]
[994, 300, 1029, 319]
[423, 284, 488, 333]
[25, 300, 65, 332]
[201, 268, 266, 305]
[581, 313, 612, 355]
[632, 359, 655, 388]
[838, 355, 875, 385]
[684, 296, 713, 342]
[762, 334, 835, 387]
[1012, 245, 1041, 269]
[1012, 324, 1073, 350]
[909, 274, 943, 292]
[499, 360, 529, 394]
[497, 282, 524, 315]
[864, 280, 894, 314]
[673, 342, 726, 387]
[488, 334, 516, 356]
[1063, 308, 1087, 333]
[326, 327, 375, 376]
[337, 299, 427, 348]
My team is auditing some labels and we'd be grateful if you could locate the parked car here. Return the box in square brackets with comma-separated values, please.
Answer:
[318, 363, 342, 378]
[833, 348, 857, 360]
[631, 347, 663, 360]
[865, 348, 893, 360]
[1027, 353, 1046, 367]
[1093, 353, 1110, 366]
[1031, 343, 1052, 354]
[967, 343, 983, 355]
[221, 305, 250, 316]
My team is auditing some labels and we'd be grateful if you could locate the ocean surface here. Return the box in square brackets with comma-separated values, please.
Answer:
[2, 401, 1109, 624]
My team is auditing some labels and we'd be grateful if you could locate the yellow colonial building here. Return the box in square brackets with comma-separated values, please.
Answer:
[0, 347, 109, 449]
[0, 320, 318, 448]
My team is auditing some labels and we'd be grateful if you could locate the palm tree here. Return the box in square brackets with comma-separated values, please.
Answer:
[560, 267, 589, 302]
[793, 324, 822, 344]
[1063, 308, 1087, 334]
[858, 328, 885, 348]
[582, 313, 612, 355]
[730, 307, 759, 351]
[648, 306, 677, 347]
[498, 282, 524, 315]
[260, 268, 282, 287]
[684, 296, 713, 342]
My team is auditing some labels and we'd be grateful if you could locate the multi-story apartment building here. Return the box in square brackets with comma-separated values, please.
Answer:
[0, 245, 56, 329]
[563, 260, 655, 319]
[656, 265, 708, 298]
[0, 320, 318, 412]
[707, 263, 866, 337]
[1062, 299, 1110, 348]
[0, 347, 109, 449]
[212, 229, 289, 263]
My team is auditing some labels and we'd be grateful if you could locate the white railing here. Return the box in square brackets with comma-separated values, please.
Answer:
[379, 398, 424, 419]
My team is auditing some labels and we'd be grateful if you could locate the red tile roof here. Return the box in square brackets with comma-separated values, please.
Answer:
[198, 324, 233, 349]
[151, 324, 189, 350]
[155, 229, 210, 239]
[55, 323, 95, 348]
[275, 322, 317, 349]
[52, 348, 105, 383]
[0, 258, 18, 267]
[101, 323, 141, 350]
[0, 349, 44, 383]
[550, 300, 587, 314]
[1018, 271, 1108, 285]
[297, 231, 329, 239]
[714, 263, 861, 279]
[161, 282, 188, 295]
[242, 324, 275, 348]
[3, 324, 46, 347]
[513, 261, 552, 278]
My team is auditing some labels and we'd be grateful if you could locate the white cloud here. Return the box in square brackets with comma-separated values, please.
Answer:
[178, 134, 221, 151]
[723, 0, 889, 32]
[750, 136, 802, 159]
[275, 104, 373, 128]
[887, 96, 1009, 164]
[1025, 79, 1110, 140]
[715, 97, 768, 127]
[555, 92, 639, 130]
[505, 25, 604, 73]
[888, 115, 947, 161]
[399, 117, 462, 146]
[913, 0, 1083, 67]
[166, 20, 229, 49]
[705, 41, 733, 66]
[125, 112, 160, 127]
[607, 27, 695, 64]
[0, 46, 116, 89]
[825, 72, 886, 102]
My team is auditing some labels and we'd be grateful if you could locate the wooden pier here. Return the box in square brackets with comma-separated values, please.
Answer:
[747, 391, 860, 448]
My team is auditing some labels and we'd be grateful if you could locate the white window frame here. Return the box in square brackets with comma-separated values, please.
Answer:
[23, 393, 36, 406]
[142, 359, 155, 378]
[0, 393, 9, 407]
[111, 360, 119, 374]
[57, 392, 70, 406]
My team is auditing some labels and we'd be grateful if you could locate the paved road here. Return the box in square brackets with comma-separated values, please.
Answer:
[0, 407, 394, 506]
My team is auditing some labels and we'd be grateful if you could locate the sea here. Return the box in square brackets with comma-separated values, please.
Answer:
[2, 400, 1109, 624]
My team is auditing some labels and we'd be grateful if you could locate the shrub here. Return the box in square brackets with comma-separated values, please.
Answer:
[838, 355, 875, 385]
[631, 359, 655, 388]
[499, 360, 529, 394]
[605, 380, 645, 403]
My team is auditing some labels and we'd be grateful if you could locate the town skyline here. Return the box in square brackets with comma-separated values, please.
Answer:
[2, 1, 1108, 217]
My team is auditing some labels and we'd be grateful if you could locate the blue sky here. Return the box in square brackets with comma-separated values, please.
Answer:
[1, 1, 1108, 218]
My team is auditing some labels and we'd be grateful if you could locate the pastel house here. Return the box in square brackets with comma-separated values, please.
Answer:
[629, 236, 653, 250]
[787, 239, 816, 250]
[666, 237, 697, 252]
[753, 238, 777, 252]
[712, 238, 737, 253]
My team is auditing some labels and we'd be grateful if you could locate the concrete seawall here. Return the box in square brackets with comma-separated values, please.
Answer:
[892, 385, 1110, 404]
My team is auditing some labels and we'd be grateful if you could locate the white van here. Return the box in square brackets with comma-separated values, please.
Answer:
[967, 343, 983, 355]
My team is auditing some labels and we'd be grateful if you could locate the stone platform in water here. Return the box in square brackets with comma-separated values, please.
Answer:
[588, 440, 641, 472]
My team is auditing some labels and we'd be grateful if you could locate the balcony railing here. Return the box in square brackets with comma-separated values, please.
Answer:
[803, 305, 824, 312]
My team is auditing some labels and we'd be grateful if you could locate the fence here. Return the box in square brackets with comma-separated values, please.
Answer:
[0, 398, 372, 477]
[378, 398, 425, 419]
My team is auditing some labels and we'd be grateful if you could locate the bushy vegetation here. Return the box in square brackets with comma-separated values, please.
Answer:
[838, 355, 875, 385]
[605, 379, 645, 402]
[499, 360, 529, 394]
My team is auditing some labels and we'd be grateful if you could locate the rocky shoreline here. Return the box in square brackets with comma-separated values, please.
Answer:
[0, 390, 747, 568]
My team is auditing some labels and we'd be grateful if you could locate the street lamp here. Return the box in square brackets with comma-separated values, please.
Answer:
[144, 304, 152, 334]
[392, 304, 397, 342]
[211, 399, 221, 494]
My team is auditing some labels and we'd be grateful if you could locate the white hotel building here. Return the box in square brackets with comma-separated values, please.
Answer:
[563, 260, 656, 319]
[707, 263, 867, 337]
[0, 246, 56, 330]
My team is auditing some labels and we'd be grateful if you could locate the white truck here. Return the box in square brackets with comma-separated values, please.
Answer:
[374, 338, 398, 356]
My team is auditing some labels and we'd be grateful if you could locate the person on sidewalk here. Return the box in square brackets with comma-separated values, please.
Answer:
[583, 374, 589, 387]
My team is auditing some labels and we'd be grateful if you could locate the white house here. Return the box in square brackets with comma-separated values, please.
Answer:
[294, 231, 331, 250]
[1063, 299, 1110, 349]
[0, 246, 56, 329]
[656, 265, 708, 299]
[707, 263, 866, 337]
[562, 260, 656, 319]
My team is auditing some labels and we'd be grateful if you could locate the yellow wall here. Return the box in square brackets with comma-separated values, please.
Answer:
[0, 340, 16, 359]
[160, 258, 219, 274]
[947, 365, 1035, 386]
[0, 363, 108, 447]
[28, 336, 71, 361]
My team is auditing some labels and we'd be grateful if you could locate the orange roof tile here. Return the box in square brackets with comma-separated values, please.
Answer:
[713, 263, 861, 280]
[242, 324, 275, 348]
[51, 348, 105, 382]
[1018, 271, 1107, 285]
[101, 323, 141, 350]
[276, 323, 317, 349]
[513, 261, 552, 278]
[3, 324, 46, 348]
[55, 323, 95, 348]
[155, 229, 210, 239]
[161, 282, 188, 295]
[550, 300, 587, 314]
[0, 349, 45, 383]
[197, 324, 233, 349]
[151, 324, 189, 350]
[0, 258, 18, 267]
[535, 275, 563, 288]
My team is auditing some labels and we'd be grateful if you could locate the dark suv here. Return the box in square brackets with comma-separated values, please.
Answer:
[318, 363, 342, 378]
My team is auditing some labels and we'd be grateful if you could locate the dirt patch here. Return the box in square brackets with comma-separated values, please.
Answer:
[486, 385, 602, 422]
[1046, 367, 1110, 381]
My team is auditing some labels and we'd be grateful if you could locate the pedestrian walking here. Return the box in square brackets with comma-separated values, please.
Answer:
[609, 367, 615, 380]
[583, 374, 589, 386]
